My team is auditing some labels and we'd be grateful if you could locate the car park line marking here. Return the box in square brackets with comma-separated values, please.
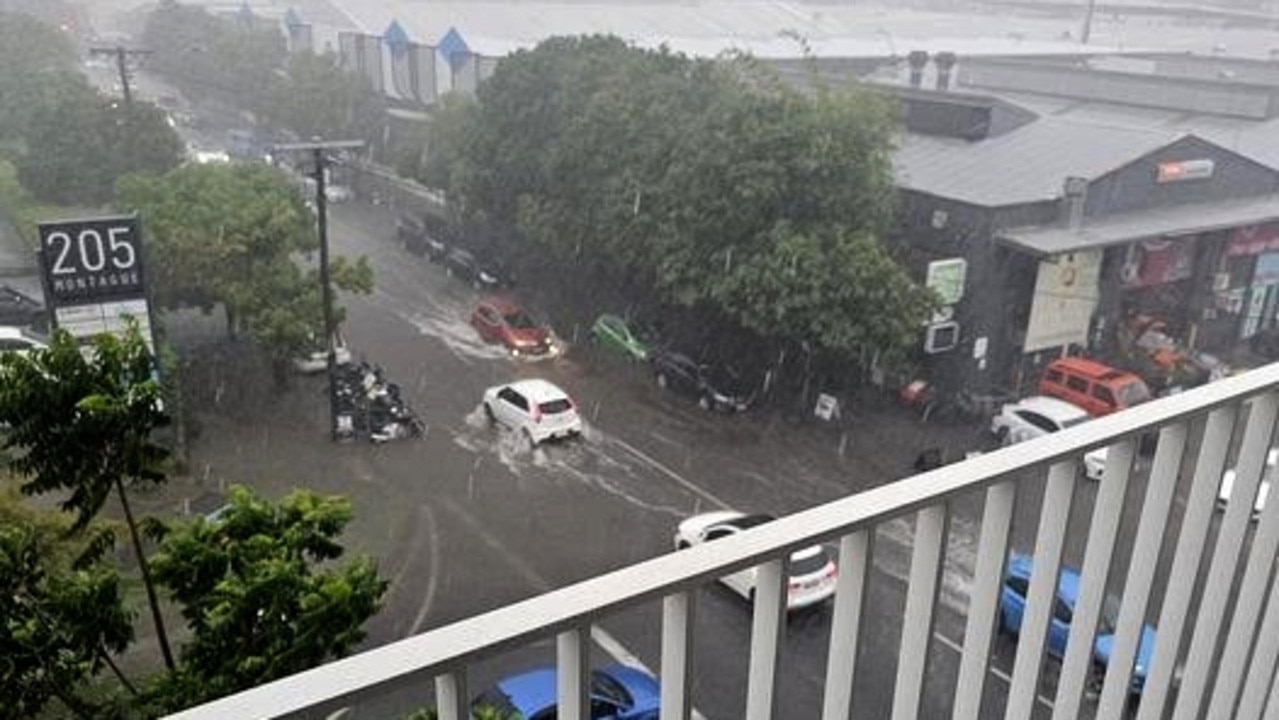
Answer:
[932, 631, 1055, 710]
[610, 437, 732, 511]
[439, 495, 713, 720]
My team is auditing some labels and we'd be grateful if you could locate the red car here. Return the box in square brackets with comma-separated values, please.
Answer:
[470, 297, 561, 359]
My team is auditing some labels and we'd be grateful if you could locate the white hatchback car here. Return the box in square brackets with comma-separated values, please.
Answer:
[991, 395, 1090, 445]
[482, 379, 582, 445]
[674, 511, 838, 611]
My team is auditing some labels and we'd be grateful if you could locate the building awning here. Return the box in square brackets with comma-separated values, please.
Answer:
[997, 194, 1279, 257]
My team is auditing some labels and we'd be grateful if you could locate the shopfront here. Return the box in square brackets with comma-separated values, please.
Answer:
[1217, 224, 1279, 343]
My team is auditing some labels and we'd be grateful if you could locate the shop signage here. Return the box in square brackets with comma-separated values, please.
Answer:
[1024, 250, 1102, 352]
[37, 215, 155, 352]
[1227, 224, 1279, 257]
[1121, 237, 1195, 288]
[1156, 159, 1215, 183]
[926, 258, 967, 305]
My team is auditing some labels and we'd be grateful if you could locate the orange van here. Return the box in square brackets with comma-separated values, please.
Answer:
[1037, 357, 1151, 417]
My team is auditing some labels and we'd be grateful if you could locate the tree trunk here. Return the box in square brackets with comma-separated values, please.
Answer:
[115, 476, 175, 671]
[98, 643, 139, 696]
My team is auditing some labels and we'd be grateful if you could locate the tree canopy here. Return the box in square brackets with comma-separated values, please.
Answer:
[424, 35, 935, 363]
[115, 163, 373, 366]
[0, 13, 183, 205]
[143, 485, 388, 711]
[0, 485, 134, 720]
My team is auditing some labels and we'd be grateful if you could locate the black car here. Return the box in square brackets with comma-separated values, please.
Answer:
[396, 213, 448, 260]
[0, 285, 45, 328]
[651, 350, 753, 412]
[442, 247, 510, 289]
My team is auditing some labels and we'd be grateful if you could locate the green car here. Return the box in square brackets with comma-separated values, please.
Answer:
[591, 313, 651, 361]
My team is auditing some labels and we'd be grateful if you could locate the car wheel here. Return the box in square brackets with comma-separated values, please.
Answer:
[483, 403, 496, 426]
[656, 373, 669, 390]
[698, 395, 712, 411]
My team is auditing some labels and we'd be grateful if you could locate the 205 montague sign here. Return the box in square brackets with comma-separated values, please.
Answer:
[38, 215, 156, 353]
[38, 215, 145, 305]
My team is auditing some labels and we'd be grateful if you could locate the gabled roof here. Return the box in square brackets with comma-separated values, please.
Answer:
[893, 117, 1181, 207]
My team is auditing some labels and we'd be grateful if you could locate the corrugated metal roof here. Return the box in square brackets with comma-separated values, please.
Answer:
[999, 193, 1279, 255]
[893, 118, 1180, 206]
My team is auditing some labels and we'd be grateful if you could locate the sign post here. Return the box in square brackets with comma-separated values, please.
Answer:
[37, 215, 155, 351]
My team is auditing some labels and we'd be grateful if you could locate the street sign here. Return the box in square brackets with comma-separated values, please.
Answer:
[39, 216, 144, 305]
[37, 215, 154, 351]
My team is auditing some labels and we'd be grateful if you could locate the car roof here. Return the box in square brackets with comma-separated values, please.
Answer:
[1007, 553, 1082, 605]
[479, 297, 524, 314]
[507, 378, 569, 403]
[494, 667, 556, 714]
[1012, 395, 1090, 422]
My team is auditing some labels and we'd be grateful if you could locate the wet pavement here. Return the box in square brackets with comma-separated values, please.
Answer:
[162, 197, 1089, 719]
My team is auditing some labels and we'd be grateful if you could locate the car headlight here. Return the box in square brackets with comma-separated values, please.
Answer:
[479, 272, 496, 284]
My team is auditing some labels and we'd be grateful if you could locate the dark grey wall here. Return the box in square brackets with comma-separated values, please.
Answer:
[895, 190, 1036, 395]
[1085, 136, 1279, 217]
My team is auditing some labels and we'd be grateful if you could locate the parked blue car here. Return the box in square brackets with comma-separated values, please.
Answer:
[472, 664, 661, 720]
[1000, 554, 1158, 694]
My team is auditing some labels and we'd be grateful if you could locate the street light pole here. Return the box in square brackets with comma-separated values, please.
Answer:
[272, 139, 364, 441]
[1081, 0, 1098, 44]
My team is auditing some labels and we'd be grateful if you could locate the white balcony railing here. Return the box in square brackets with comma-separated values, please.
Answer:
[167, 362, 1279, 720]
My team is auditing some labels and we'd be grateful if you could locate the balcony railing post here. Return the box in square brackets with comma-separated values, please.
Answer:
[1207, 441, 1279, 718]
[1053, 438, 1136, 719]
[661, 591, 696, 720]
[892, 503, 949, 720]
[953, 481, 1016, 720]
[1004, 460, 1078, 720]
[1234, 567, 1279, 720]
[434, 670, 467, 720]
[1096, 423, 1187, 719]
[745, 558, 787, 720]
[557, 626, 590, 720]
[822, 530, 872, 720]
[1136, 406, 1237, 720]
[1173, 392, 1279, 720]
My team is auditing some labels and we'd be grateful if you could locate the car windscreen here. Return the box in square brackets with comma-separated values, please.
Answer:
[591, 671, 633, 709]
[789, 545, 833, 576]
[504, 311, 538, 329]
[538, 399, 573, 415]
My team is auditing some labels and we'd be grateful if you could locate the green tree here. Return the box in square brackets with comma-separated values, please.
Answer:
[426, 35, 932, 364]
[142, 0, 284, 108]
[115, 163, 373, 370]
[0, 325, 177, 672]
[142, 485, 388, 712]
[261, 51, 387, 144]
[0, 12, 83, 146]
[17, 91, 183, 204]
[0, 485, 135, 720]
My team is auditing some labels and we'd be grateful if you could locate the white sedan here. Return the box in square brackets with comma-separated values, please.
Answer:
[482, 379, 582, 445]
[0, 326, 47, 356]
[990, 395, 1090, 445]
[1217, 448, 1274, 520]
[673, 511, 837, 611]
